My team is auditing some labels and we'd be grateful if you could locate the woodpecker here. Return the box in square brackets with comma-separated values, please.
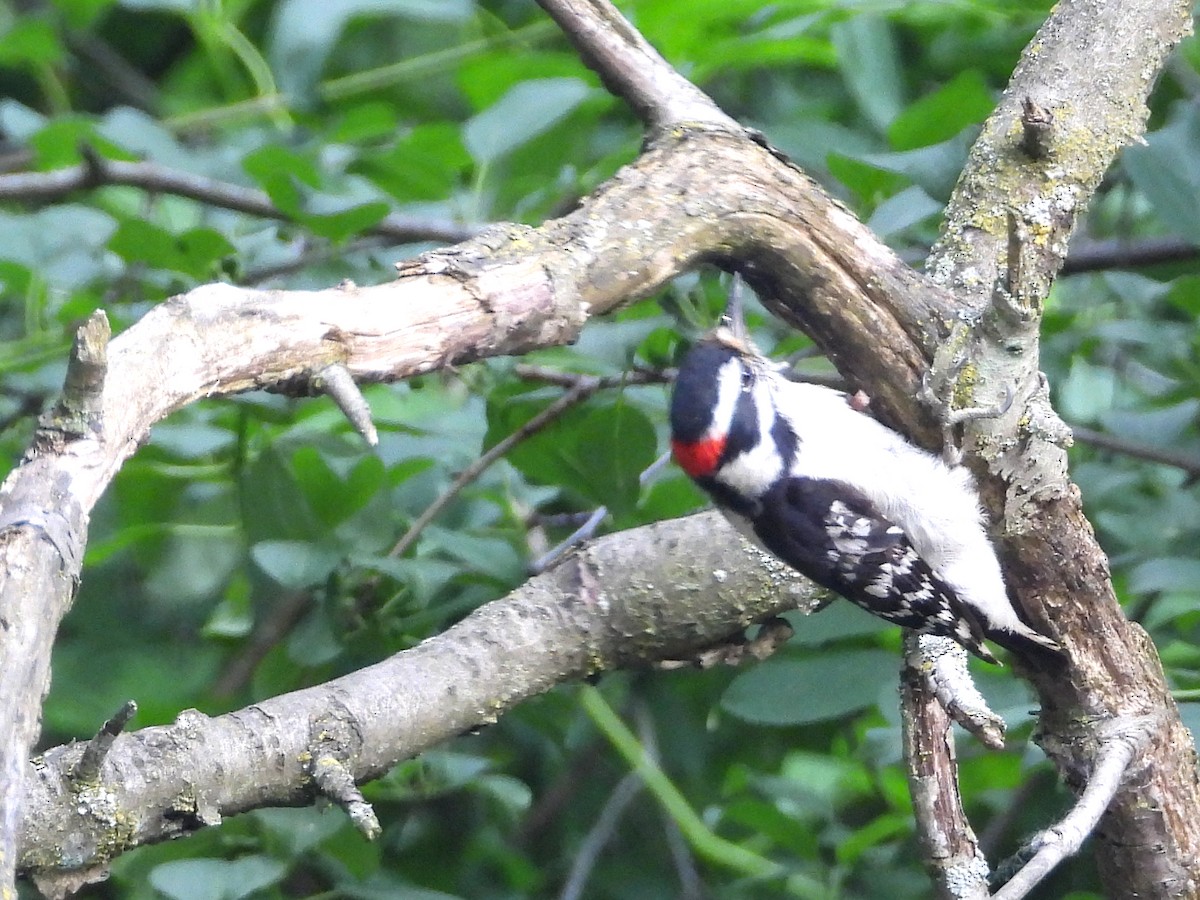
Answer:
[668, 285, 1060, 663]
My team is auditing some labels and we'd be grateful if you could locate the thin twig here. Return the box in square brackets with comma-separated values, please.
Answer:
[1063, 236, 1200, 275]
[558, 772, 643, 900]
[978, 770, 1055, 858]
[514, 741, 606, 846]
[0, 158, 480, 245]
[578, 685, 803, 890]
[992, 715, 1156, 899]
[315, 362, 378, 446]
[65, 32, 161, 113]
[534, 0, 737, 130]
[632, 701, 702, 899]
[901, 632, 991, 899]
[239, 235, 392, 286]
[513, 364, 672, 389]
[529, 451, 672, 573]
[389, 377, 602, 559]
[73, 701, 137, 783]
[211, 591, 312, 698]
[1071, 425, 1200, 478]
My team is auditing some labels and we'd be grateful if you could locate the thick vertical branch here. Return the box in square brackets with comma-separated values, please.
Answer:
[916, 0, 1200, 896]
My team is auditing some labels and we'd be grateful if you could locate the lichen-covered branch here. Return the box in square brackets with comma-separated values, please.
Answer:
[19, 512, 816, 889]
[905, 1, 1200, 896]
[5, 1, 1198, 897]
[0, 116, 964, 896]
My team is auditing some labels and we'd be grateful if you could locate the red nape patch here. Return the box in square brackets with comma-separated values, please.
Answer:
[671, 435, 726, 478]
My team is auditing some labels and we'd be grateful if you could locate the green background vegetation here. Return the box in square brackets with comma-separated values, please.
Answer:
[2, 1, 1199, 897]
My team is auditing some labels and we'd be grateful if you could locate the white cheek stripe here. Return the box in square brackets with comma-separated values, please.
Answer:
[704, 359, 743, 442]
[715, 377, 783, 498]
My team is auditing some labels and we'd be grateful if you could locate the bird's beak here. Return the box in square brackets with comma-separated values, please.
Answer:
[722, 274, 749, 342]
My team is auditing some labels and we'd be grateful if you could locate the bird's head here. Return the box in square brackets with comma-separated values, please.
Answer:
[669, 278, 774, 479]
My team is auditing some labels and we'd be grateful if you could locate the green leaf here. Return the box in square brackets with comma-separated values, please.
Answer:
[722, 649, 896, 725]
[251, 539, 341, 589]
[0, 17, 63, 68]
[175, 227, 236, 277]
[866, 185, 942, 238]
[144, 527, 241, 605]
[457, 50, 592, 111]
[350, 555, 462, 605]
[108, 219, 179, 270]
[422, 526, 524, 584]
[1057, 357, 1116, 424]
[463, 78, 594, 166]
[287, 604, 344, 666]
[355, 123, 471, 202]
[203, 583, 254, 639]
[1125, 103, 1200, 242]
[1129, 558, 1200, 596]
[50, 0, 115, 28]
[887, 70, 992, 151]
[835, 812, 912, 865]
[298, 199, 390, 242]
[242, 145, 319, 215]
[268, 0, 473, 96]
[831, 16, 903, 134]
[1178, 703, 1200, 749]
[149, 856, 287, 900]
[572, 402, 658, 517]
[29, 116, 131, 169]
[240, 446, 327, 544]
[0, 99, 45, 142]
[107, 221, 233, 278]
[120, 0, 200, 9]
[785, 602, 890, 647]
[332, 101, 401, 143]
[488, 394, 657, 517]
[253, 807, 346, 856]
[826, 153, 905, 207]
[854, 130, 975, 201]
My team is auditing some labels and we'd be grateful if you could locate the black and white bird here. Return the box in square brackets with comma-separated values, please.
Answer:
[669, 285, 1060, 663]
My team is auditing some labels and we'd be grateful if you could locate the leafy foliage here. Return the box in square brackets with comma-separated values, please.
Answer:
[1, 0, 1197, 897]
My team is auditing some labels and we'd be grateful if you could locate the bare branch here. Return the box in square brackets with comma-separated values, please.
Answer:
[313, 361, 378, 446]
[211, 592, 311, 699]
[905, 636, 1005, 750]
[1071, 425, 1200, 478]
[992, 716, 1157, 899]
[559, 772, 643, 900]
[530, 450, 672, 574]
[1, 116, 950, 887]
[900, 642, 991, 900]
[389, 376, 601, 559]
[534, 0, 737, 130]
[915, 1, 1199, 894]
[1063, 236, 1200, 274]
[0, 158, 480, 246]
[18, 511, 822, 876]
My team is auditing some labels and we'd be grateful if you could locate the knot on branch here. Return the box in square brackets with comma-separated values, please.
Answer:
[312, 363, 378, 446]
[1019, 97, 1055, 161]
[40, 310, 110, 442]
[308, 715, 379, 839]
[73, 700, 137, 784]
[905, 635, 1005, 749]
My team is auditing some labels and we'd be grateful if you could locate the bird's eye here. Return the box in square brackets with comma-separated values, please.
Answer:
[740, 369, 754, 391]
